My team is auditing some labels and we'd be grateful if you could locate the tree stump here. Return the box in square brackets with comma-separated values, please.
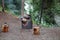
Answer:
[33, 27, 40, 35]
[2, 23, 9, 32]
[21, 14, 33, 29]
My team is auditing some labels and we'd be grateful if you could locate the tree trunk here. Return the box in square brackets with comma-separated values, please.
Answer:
[40, 0, 48, 24]
[40, 0, 48, 23]
[21, 0, 24, 16]
[2, 0, 5, 12]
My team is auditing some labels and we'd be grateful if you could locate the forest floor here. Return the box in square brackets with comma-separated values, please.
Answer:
[0, 12, 60, 40]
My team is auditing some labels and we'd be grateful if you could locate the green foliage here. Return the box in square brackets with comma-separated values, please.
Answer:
[0, 0, 2, 6]
[31, 0, 42, 12]
[30, 0, 57, 26]
[43, 0, 56, 25]
[0, 0, 21, 16]
[47, 0, 55, 8]
[0, 0, 60, 27]
[43, 9, 56, 24]
[13, 0, 21, 10]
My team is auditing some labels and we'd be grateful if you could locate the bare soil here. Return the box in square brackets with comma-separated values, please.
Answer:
[0, 12, 60, 40]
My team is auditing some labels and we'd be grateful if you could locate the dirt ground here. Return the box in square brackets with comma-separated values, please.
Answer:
[0, 12, 60, 40]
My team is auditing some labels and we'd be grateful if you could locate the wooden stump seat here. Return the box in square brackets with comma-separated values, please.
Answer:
[33, 27, 40, 35]
[2, 24, 9, 32]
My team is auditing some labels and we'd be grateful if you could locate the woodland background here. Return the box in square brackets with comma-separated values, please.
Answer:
[0, 0, 60, 27]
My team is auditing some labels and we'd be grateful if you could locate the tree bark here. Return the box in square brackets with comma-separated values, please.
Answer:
[2, 0, 5, 12]
[40, 0, 48, 23]
[21, 0, 24, 16]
